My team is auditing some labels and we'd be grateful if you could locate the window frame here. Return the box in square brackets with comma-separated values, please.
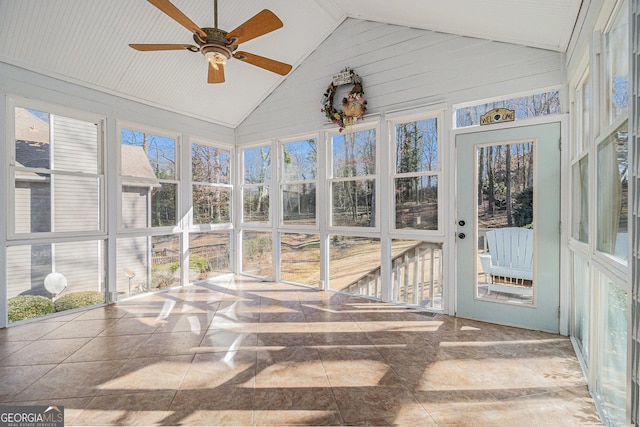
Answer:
[7, 96, 106, 240]
[189, 138, 234, 230]
[278, 134, 319, 230]
[240, 141, 273, 228]
[569, 67, 591, 247]
[388, 109, 444, 235]
[326, 122, 380, 232]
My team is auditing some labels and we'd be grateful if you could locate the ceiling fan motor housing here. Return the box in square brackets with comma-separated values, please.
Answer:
[197, 28, 237, 62]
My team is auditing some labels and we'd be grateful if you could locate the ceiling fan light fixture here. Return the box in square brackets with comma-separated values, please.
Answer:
[202, 45, 230, 68]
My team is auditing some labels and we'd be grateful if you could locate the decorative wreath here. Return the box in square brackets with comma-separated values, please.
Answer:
[321, 68, 367, 132]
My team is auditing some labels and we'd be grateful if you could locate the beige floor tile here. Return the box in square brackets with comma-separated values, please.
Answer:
[332, 386, 426, 424]
[0, 337, 91, 366]
[98, 355, 193, 395]
[98, 317, 160, 336]
[253, 387, 342, 426]
[71, 391, 175, 426]
[15, 360, 123, 401]
[168, 387, 254, 426]
[40, 319, 118, 340]
[254, 358, 330, 388]
[180, 350, 257, 389]
[0, 364, 56, 400]
[65, 335, 148, 363]
[131, 331, 205, 358]
[0, 321, 64, 341]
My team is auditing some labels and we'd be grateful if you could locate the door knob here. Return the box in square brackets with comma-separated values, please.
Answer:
[458, 233, 466, 239]
[458, 220, 466, 227]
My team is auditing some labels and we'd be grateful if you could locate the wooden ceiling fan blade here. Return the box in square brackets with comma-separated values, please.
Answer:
[147, 0, 206, 38]
[129, 44, 198, 52]
[234, 51, 292, 76]
[226, 10, 283, 44]
[208, 62, 225, 83]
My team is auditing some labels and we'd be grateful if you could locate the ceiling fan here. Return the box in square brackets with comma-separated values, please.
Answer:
[129, 0, 292, 83]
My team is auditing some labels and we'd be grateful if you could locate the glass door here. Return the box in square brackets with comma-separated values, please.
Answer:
[455, 122, 561, 332]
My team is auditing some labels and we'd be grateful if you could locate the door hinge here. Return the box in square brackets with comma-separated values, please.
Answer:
[558, 306, 561, 318]
[558, 138, 562, 151]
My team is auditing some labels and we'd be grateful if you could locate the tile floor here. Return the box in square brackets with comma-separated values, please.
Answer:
[0, 276, 602, 426]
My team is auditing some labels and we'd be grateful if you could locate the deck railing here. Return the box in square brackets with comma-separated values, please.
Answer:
[342, 242, 443, 309]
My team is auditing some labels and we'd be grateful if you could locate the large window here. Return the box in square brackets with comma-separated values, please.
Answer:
[192, 142, 232, 225]
[242, 144, 271, 224]
[329, 128, 377, 228]
[8, 102, 106, 323]
[392, 115, 440, 231]
[280, 137, 317, 226]
[12, 107, 102, 236]
[121, 128, 178, 228]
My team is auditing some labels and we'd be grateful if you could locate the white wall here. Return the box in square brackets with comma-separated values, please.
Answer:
[0, 62, 235, 143]
[237, 18, 564, 142]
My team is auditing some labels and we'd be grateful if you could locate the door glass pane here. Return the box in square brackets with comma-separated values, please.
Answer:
[476, 142, 535, 304]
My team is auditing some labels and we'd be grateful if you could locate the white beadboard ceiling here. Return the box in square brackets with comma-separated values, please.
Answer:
[0, 0, 581, 128]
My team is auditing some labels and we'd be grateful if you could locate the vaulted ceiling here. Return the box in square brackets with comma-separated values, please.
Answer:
[0, 0, 582, 128]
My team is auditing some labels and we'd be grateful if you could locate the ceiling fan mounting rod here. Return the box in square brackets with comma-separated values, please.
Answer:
[214, 0, 218, 29]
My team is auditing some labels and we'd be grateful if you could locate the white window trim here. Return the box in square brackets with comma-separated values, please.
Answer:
[277, 133, 319, 231]
[239, 141, 273, 228]
[189, 137, 234, 231]
[387, 109, 444, 237]
[7, 96, 106, 240]
[326, 122, 380, 233]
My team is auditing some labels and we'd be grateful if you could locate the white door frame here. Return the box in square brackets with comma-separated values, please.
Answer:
[447, 115, 570, 334]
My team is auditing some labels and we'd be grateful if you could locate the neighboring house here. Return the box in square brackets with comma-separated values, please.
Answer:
[9, 109, 158, 298]
[118, 144, 161, 295]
